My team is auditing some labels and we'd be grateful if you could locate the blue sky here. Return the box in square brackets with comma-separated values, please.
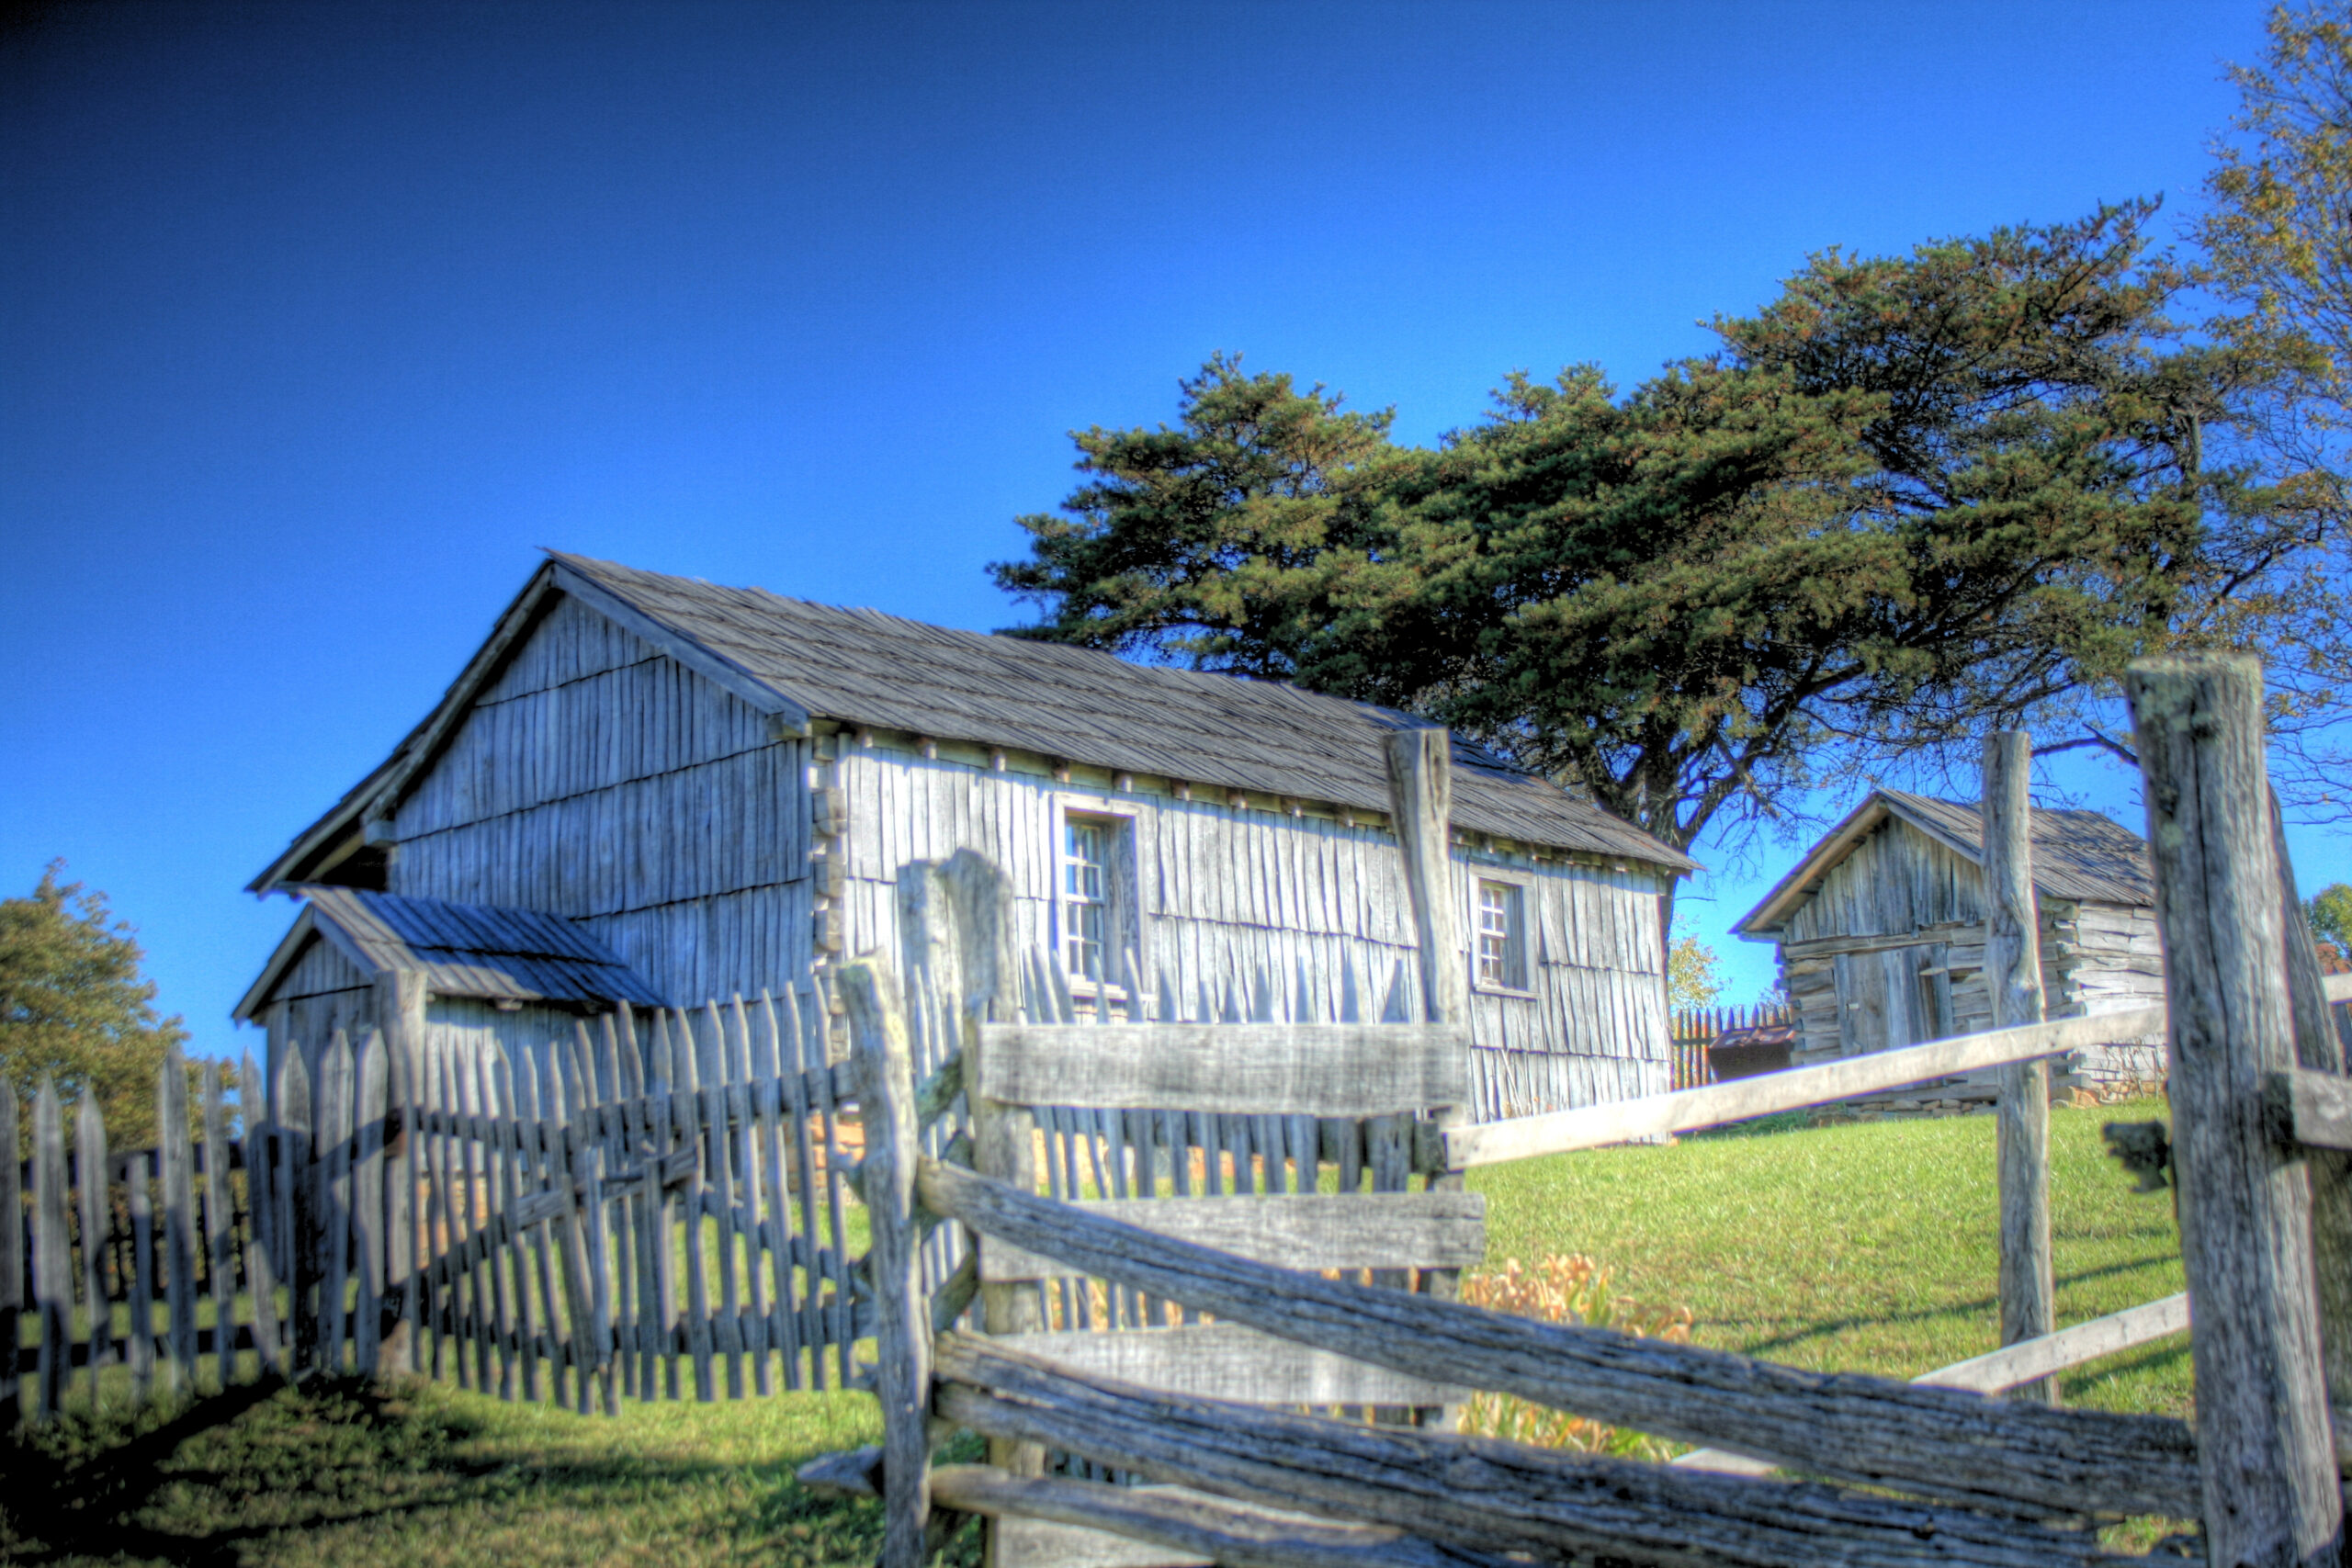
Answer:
[5, 0, 2337, 1059]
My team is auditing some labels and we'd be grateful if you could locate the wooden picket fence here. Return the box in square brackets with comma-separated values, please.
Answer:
[1668, 1003, 1794, 1090]
[4, 983, 874, 1423]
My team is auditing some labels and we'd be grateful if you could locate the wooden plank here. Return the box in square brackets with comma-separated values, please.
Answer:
[1781, 924, 1987, 961]
[1982, 731, 2054, 1404]
[935, 1336, 2129, 1568]
[2124, 651, 2343, 1568]
[2272, 1067, 2352, 1153]
[977, 1022, 1468, 1119]
[160, 1045, 198, 1390]
[353, 1032, 389, 1376]
[421, 1044, 459, 1384]
[931, 1468, 1504, 1568]
[467, 1045, 511, 1397]
[76, 1093, 112, 1402]
[198, 1063, 233, 1387]
[240, 1050, 284, 1376]
[31, 1079, 69, 1420]
[1383, 728, 1464, 1027]
[564, 1033, 617, 1416]
[598, 1016, 639, 1402]
[316, 1031, 354, 1374]
[0, 1079, 20, 1421]
[491, 1051, 539, 1401]
[994, 1324, 1464, 1406]
[979, 1193, 1486, 1284]
[128, 1135, 155, 1399]
[730, 996, 775, 1396]
[704, 1001, 745, 1399]
[511, 1057, 568, 1405]
[2271, 794, 2352, 1435]
[376, 971, 427, 1373]
[277, 1047, 315, 1372]
[1448, 1008, 2156, 1169]
[666, 1012, 717, 1401]
[918, 1156, 2196, 1519]
[646, 1019, 683, 1400]
[1675, 1293, 2193, 1475]
[838, 959, 931, 1568]
[755, 991, 804, 1392]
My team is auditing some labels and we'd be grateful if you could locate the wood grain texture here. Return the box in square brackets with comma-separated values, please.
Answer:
[1449, 1008, 2153, 1168]
[1982, 732, 2053, 1403]
[929, 1466, 1516, 1568]
[31, 1078, 69, 1419]
[198, 1063, 234, 1385]
[76, 1093, 112, 1401]
[989, 1324, 1464, 1406]
[838, 958, 931, 1568]
[978, 1022, 1467, 1118]
[2269, 795, 2352, 1444]
[2127, 651, 2343, 1568]
[160, 1046, 198, 1390]
[0, 1080, 21, 1419]
[935, 1334, 2128, 1568]
[978, 1192, 1486, 1282]
[918, 1156, 2196, 1518]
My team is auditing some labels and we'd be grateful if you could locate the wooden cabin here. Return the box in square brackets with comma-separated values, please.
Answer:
[1733, 791, 2163, 1094]
[243, 553, 1695, 1119]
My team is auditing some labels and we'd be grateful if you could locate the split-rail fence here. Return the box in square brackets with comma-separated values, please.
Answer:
[811, 657, 2352, 1568]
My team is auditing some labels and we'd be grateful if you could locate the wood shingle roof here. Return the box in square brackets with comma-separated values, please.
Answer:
[549, 554, 1692, 870]
[1734, 789, 2154, 938]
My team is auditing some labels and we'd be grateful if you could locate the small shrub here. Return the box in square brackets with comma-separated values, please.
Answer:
[1459, 1255, 1692, 1461]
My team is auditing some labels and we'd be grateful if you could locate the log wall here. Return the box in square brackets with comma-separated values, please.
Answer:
[1774, 818, 2164, 1089]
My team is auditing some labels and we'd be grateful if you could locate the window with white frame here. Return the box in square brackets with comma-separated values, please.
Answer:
[1062, 816, 1114, 985]
[1476, 877, 1529, 991]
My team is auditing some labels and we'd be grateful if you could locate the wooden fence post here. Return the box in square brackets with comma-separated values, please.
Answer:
[31, 1077, 69, 1421]
[160, 1044, 198, 1393]
[1983, 730, 2054, 1404]
[2126, 652, 2343, 1568]
[839, 959, 929, 1568]
[0, 1078, 19, 1426]
[2268, 793, 2352, 1441]
[376, 970, 427, 1373]
[1385, 724, 1469, 1436]
[76, 1093, 112, 1403]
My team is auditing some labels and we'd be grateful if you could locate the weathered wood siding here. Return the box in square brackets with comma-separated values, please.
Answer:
[262, 931, 375, 1089]
[1775, 818, 2164, 1086]
[388, 593, 814, 1006]
[833, 741, 1668, 1106]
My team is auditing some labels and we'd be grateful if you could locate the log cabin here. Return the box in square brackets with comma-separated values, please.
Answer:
[1733, 791, 2164, 1097]
[236, 553, 1695, 1120]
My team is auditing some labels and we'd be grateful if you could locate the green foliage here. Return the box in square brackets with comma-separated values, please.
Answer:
[0, 860, 188, 1146]
[996, 206, 2318, 853]
[2310, 880, 2352, 948]
[2194, 3, 2352, 812]
[1668, 932, 1721, 1011]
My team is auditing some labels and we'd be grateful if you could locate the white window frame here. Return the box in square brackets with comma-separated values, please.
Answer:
[1053, 792, 1148, 1007]
[1469, 867, 1535, 996]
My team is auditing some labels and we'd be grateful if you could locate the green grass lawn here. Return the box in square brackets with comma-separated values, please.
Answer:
[1473, 1094, 2191, 1416]
[4, 1100, 2190, 1566]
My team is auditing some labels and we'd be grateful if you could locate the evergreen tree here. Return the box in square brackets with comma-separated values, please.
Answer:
[0, 861, 189, 1146]
[995, 205, 2328, 861]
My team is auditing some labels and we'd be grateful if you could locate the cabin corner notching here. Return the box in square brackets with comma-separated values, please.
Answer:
[242, 553, 1698, 1118]
[1735, 791, 2165, 1097]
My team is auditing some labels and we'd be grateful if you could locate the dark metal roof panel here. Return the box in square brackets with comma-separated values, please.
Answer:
[294, 886, 668, 1008]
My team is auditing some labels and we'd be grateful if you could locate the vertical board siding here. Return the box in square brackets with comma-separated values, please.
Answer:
[837, 745, 1669, 1112]
[381, 590, 815, 1010]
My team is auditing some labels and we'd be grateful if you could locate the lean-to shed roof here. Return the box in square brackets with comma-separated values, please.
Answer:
[1733, 789, 2154, 939]
[234, 886, 667, 1019]
[253, 553, 1693, 888]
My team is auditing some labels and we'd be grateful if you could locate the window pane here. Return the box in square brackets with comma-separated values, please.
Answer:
[1063, 816, 1112, 984]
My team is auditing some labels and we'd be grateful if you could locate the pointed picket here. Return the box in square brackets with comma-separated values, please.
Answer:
[31, 1078, 70, 1420]
[75, 1093, 112, 1402]
[160, 1045, 198, 1392]
[240, 1050, 284, 1376]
